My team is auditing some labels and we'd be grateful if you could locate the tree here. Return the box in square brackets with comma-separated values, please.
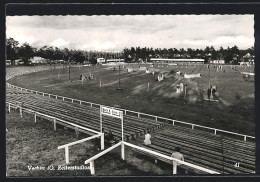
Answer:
[224, 47, 233, 64]
[18, 43, 35, 65]
[71, 50, 85, 63]
[62, 48, 71, 62]
[53, 47, 63, 61]
[6, 38, 19, 65]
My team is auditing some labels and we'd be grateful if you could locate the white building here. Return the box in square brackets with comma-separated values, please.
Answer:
[97, 58, 106, 64]
[150, 58, 204, 64]
[209, 60, 225, 64]
[106, 59, 125, 64]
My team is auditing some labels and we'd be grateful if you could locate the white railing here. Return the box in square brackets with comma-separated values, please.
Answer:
[84, 142, 123, 175]
[6, 102, 100, 135]
[58, 133, 104, 164]
[6, 66, 255, 141]
[123, 142, 220, 174]
[83, 141, 220, 175]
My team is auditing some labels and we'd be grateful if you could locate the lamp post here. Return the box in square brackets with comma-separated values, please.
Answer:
[63, 60, 65, 73]
[99, 64, 103, 88]
[117, 52, 123, 90]
[69, 59, 71, 82]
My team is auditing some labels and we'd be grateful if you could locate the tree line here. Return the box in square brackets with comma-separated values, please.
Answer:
[123, 46, 254, 64]
[6, 37, 254, 65]
[6, 38, 123, 65]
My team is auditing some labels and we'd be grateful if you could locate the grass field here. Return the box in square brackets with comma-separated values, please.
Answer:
[6, 110, 176, 176]
[8, 63, 255, 136]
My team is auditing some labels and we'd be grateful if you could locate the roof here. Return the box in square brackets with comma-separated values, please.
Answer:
[106, 59, 125, 62]
[150, 58, 204, 62]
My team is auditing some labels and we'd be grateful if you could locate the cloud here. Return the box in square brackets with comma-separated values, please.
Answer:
[9, 34, 35, 45]
[50, 39, 70, 48]
[6, 15, 254, 51]
[211, 35, 253, 48]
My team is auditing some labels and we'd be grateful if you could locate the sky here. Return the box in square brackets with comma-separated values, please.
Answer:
[6, 15, 254, 51]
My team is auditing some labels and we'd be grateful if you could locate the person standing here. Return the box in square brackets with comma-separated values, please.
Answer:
[171, 147, 187, 174]
[144, 131, 151, 145]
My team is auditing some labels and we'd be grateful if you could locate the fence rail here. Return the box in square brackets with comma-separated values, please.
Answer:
[123, 142, 220, 174]
[6, 66, 255, 141]
[6, 102, 100, 135]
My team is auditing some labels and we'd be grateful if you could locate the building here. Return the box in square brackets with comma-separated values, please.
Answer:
[150, 58, 204, 64]
[106, 59, 125, 64]
[97, 58, 106, 64]
[209, 60, 225, 64]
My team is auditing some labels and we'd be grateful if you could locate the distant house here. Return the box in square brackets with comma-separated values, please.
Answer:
[209, 60, 225, 64]
[29, 56, 48, 64]
[238, 61, 249, 66]
[97, 58, 106, 64]
[6, 60, 11, 65]
[248, 59, 254, 65]
[241, 53, 254, 64]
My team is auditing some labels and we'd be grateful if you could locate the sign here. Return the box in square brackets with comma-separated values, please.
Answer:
[101, 106, 123, 119]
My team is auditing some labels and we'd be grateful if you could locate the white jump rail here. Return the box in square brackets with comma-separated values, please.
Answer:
[123, 142, 220, 175]
[84, 142, 123, 175]
[6, 66, 255, 141]
[58, 133, 104, 164]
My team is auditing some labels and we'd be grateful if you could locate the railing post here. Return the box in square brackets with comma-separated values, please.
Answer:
[75, 127, 79, 138]
[124, 110, 126, 114]
[49, 94, 51, 97]
[34, 112, 37, 123]
[72, 99, 74, 103]
[90, 161, 95, 175]
[79, 101, 82, 105]
[172, 120, 175, 126]
[90, 103, 93, 107]
[19, 107, 22, 117]
[155, 116, 158, 122]
[101, 133, 104, 150]
[62, 97, 64, 101]
[192, 124, 194, 130]
[56, 96, 58, 99]
[214, 129, 217, 135]
[65, 146, 69, 164]
[121, 142, 125, 160]
[173, 161, 177, 174]
[138, 113, 140, 118]
[244, 135, 247, 141]
[8, 103, 10, 113]
[54, 118, 56, 131]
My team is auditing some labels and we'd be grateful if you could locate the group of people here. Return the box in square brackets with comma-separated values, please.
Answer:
[80, 74, 95, 80]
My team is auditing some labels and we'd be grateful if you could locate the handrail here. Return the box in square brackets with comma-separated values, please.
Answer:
[6, 66, 255, 141]
[58, 133, 103, 149]
[84, 142, 122, 164]
[124, 142, 220, 174]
